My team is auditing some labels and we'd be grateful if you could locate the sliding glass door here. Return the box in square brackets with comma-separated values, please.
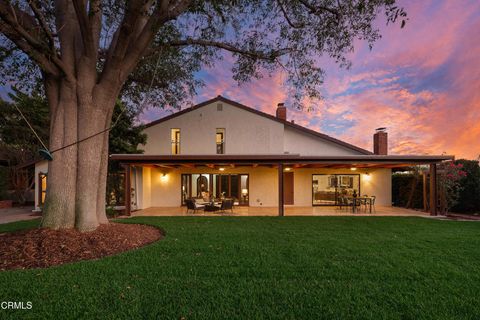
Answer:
[181, 173, 249, 205]
[312, 174, 360, 206]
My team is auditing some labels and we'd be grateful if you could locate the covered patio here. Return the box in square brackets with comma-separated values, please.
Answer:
[133, 205, 427, 217]
[110, 154, 453, 217]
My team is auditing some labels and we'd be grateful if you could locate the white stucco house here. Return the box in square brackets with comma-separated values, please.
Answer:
[34, 96, 451, 215]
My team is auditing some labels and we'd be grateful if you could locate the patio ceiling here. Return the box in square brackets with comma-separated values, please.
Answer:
[118, 154, 450, 217]
[110, 154, 454, 169]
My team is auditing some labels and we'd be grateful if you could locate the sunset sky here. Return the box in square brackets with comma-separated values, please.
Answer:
[140, 0, 480, 160]
[0, 1, 478, 159]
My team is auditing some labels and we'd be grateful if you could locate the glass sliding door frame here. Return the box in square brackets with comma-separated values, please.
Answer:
[312, 174, 360, 206]
[181, 173, 249, 206]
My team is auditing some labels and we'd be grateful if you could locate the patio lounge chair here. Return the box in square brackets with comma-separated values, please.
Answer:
[185, 199, 205, 213]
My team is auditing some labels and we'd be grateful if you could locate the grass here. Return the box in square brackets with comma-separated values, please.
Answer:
[0, 217, 479, 319]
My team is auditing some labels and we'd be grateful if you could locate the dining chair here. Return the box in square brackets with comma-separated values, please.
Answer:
[370, 196, 376, 213]
[218, 198, 234, 214]
[337, 196, 344, 210]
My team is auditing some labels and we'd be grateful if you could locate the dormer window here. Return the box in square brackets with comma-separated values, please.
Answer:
[171, 129, 180, 154]
[216, 128, 225, 154]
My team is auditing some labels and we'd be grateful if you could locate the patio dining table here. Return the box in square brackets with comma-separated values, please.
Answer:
[346, 196, 375, 213]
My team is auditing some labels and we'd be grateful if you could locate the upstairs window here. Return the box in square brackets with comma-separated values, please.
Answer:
[171, 129, 180, 154]
[216, 128, 225, 154]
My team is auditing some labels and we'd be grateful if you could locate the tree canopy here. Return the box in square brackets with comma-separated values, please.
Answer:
[0, 0, 407, 110]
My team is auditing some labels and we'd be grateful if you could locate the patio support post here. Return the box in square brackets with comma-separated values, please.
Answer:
[429, 163, 437, 216]
[422, 172, 428, 212]
[125, 164, 131, 216]
[278, 163, 284, 216]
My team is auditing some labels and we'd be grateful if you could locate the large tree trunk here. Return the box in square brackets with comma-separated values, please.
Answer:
[41, 73, 118, 231]
[42, 81, 78, 229]
[74, 106, 108, 231]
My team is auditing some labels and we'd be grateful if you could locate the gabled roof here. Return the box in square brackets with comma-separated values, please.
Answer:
[144, 95, 373, 155]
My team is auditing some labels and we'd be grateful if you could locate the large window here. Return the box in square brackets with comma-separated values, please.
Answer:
[312, 174, 360, 206]
[216, 128, 225, 154]
[181, 173, 249, 205]
[171, 128, 180, 154]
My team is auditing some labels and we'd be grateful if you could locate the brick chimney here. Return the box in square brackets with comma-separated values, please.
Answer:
[276, 103, 287, 121]
[373, 127, 388, 155]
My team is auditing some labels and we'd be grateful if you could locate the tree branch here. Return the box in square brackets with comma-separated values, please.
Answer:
[71, 0, 90, 51]
[72, 0, 101, 57]
[277, 0, 304, 29]
[0, 19, 61, 76]
[298, 0, 339, 19]
[0, 1, 69, 77]
[100, 0, 191, 89]
[27, 0, 56, 52]
[0, 2, 45, 51]
[164, 38, 293, 61]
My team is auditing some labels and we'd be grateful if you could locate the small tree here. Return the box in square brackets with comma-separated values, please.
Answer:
[438, 162, 467, 214]
[0, 89, 49, 204]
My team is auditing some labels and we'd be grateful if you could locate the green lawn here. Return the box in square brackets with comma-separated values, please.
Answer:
[1, 217, 479, 319]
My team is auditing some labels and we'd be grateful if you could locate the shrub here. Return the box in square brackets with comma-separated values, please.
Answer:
[438, 162, 467, 214]
[451, 160, 480, 213]
[106, 206, 117, 218]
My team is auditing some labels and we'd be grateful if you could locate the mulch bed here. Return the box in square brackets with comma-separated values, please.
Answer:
[0, 223, 162, 271]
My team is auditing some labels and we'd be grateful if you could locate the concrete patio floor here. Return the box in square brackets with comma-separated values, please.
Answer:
[133, 205, 428, 217]
[0, 206, 40, 224]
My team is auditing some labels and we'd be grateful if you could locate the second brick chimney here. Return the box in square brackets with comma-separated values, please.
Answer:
[276, 103, 287, 121]
[373, 128, 388, 155]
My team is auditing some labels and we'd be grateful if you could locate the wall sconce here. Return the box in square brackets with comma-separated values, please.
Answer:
[363, 172, 371, 181]
[160, 173, 168, 182]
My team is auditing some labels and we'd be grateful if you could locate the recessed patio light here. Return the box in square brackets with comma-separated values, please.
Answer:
[285, 167, 291, 171]
[219, 167, 225, 171]
[350, 167, 357, 171]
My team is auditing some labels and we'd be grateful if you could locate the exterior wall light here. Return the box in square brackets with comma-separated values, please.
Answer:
[160, 173, 168, 182]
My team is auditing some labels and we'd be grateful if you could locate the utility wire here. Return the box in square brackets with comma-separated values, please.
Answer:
[12, 103, 49, 151]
